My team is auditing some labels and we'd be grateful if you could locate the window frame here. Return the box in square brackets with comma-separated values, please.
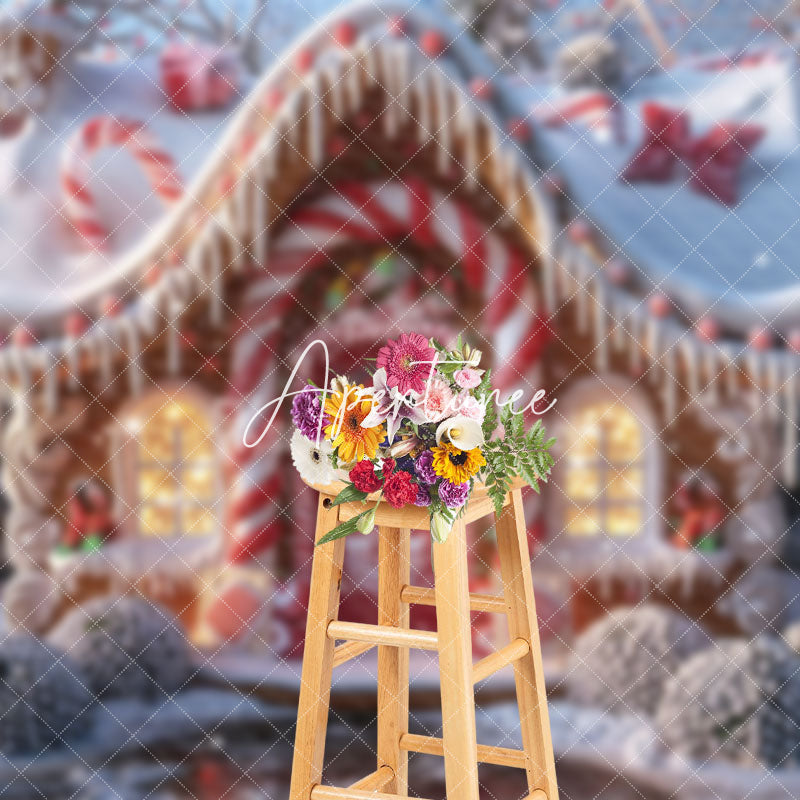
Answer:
[113, 387, 223, 541]
[550, 376, 661, 546]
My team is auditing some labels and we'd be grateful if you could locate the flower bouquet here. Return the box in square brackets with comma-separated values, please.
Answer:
[289, 333, 555, 545]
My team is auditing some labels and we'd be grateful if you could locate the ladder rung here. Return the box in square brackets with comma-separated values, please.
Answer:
[348, 765, 394, 791]
[327, 620, 438, 651]
[332, 640, 375, 667]
[311, 787, 433, 800]
[400, 585, 507, 615]
[399, 733, 528, 770]
[472, 637, 530, 684]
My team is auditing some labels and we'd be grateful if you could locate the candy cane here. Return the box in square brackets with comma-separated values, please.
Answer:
[226, 179, 549, 564]
[61, 116, 182, 251]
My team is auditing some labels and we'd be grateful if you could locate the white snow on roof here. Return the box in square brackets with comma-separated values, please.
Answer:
[529, 51, 800, 331]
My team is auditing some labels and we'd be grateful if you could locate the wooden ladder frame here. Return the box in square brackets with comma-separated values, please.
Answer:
[288, 484, 558, 800]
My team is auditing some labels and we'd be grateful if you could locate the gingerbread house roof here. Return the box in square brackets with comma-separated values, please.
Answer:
[0, 0, 797, 484]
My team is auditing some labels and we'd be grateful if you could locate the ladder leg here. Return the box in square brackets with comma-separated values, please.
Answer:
[433, 518, 480, 800]
[377, 526, 411, 794]
[496, 489, 559, 800]
[289, 495, 347, 800]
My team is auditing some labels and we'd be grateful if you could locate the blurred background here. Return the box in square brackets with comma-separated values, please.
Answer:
[0, 0, 800, 797]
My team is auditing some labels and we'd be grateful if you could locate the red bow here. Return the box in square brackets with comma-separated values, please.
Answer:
[622, 102, 764, 205]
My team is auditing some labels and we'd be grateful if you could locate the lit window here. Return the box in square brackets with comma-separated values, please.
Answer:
[128, 397, 218, 537]
[562, 402, 645, 537]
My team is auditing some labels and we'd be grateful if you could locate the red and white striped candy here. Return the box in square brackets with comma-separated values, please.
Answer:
[61, 116, 182, 251]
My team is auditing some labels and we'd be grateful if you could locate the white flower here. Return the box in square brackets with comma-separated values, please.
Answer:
[290, 429, 336, 485]
[435, 415, 484, 450]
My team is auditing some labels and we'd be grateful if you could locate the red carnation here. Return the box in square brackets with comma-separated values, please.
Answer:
[349, 460, 382, 493]
[381, 458, 396, 478]
[383, 471, 417, 509]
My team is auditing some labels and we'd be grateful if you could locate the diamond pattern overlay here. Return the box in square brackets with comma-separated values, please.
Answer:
[0, 0, 799, 797]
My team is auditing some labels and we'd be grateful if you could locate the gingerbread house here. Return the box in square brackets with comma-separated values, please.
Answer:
[0, 0, 797, 662]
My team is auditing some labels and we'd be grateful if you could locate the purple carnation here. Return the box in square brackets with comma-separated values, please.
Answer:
[438, 480, 470, 509]
[291, 386, 328, 440]
[414, 450, 437, 485]
[414, 484, 432, 507]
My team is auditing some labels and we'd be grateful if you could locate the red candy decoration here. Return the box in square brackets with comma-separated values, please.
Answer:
[333, 21, 357, 47]
[263, 88, 284, 112]
[568, 219, 591, 243]
[748, 326, 772, 351]
[696, 316, 720, 341]
[623, 103, 689, 182]
[605, 258, 630, 285]
[388, 15, 406, 36]
[788, 329, 800, 353]
[508, 117, 531, 141]
[420, 30, 446, 58]
[648, 292, 671, 318]
[688, 122, 765, 206]
[13, 326, 34, 346]
[469, 78, 492, 100]
[100, 294, 121, 318]
[65, 312, 89, 338]
[295, 47, 314, 73]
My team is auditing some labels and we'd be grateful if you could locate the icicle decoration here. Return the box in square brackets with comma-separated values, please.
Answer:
[43, 348, 58, 416]
[122, 319, 143, 396]
[432, 69, 450, 172]
[380, 43, 398, 138]
[629, 310, 642, 373]
[326, 60, 344, 121]
[208, 229, 225, 327]
[345, 47, 361, 114]
[663, 341, 678, 424]
[593, 280, 608, 371]
[782, 360, 798, 486]
[252, 155, 269, 268]
[414, 70, 431, 143]
[99, 324, 115, 390]
[703, 344, 717, 403]
[395, 42, 410, 128]
[458, 95, 478, 187]
[681, 337, 700, 398]
[575, 249, 591, 335]
[725, 348, 739, 396]
[767, 353, 782, 422]
[307, 73, 324, 167]
[645, 314, 659, 380]
[11, 347, 31, 423]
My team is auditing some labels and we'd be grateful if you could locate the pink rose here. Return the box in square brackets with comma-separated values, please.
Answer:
[454, 393, 486, 423]
[454, 368, 482, 389]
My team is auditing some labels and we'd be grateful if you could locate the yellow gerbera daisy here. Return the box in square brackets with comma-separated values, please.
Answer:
[324, 384, 384, 463]
[431, 443, 486, 484]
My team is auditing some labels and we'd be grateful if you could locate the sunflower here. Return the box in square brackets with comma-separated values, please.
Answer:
[431, 443, 486, 484]
[324, 384, 385, 463]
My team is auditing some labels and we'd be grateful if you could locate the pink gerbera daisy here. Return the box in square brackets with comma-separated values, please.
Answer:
[376, 333, 436, 395]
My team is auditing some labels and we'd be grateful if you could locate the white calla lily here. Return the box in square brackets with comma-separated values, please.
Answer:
[435, 415, 484, 450]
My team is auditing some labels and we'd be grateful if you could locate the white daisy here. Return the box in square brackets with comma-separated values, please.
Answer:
[290, 429, 337, 485]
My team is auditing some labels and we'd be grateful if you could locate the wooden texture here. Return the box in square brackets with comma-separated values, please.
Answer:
[377, 526, 411, 794]
[400, 584, 507, 614]
[288, 495, 346, 800]
[331, 640, 375, 667]
[472, 637, 530, 684]
[311, 787, 433, 800]
[326, 620, 438, 651]
[433, 517, 480, 800]
[290, 485, 558, 800]
[349, 766, 394, 791]
[399, 733, 527, 770]
[496, 489, 559, 800]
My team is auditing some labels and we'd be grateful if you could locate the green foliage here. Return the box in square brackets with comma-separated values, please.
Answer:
[329, 484, 368, 506]
[482, 405, 555, 516]
[317, 507, 373, 545]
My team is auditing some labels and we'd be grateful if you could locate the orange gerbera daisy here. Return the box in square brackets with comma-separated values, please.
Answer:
[324, 384, 385, 463]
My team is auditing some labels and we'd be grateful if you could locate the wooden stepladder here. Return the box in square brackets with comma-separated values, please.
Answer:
[289, 480, 558, 800]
